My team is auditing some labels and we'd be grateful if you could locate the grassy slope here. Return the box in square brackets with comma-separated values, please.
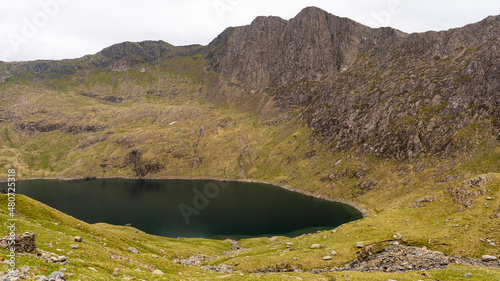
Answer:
[0, 57, 499, 279]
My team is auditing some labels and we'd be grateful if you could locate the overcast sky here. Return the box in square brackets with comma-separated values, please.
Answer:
[1, 0, 500, 62]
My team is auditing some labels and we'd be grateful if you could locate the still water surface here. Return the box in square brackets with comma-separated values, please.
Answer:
[19, 179, 362, 239]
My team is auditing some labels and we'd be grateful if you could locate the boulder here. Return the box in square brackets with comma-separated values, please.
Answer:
[355, 242, 365, 248]
[46, 271, 65, 281]
[481, 255, 498, 262]
[128, 247, 139, 254]
[310, 244, 322, 249]
[72, 236, 82, 243]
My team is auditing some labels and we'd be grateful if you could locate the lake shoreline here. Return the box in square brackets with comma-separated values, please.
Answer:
[7, 175, 369, 218]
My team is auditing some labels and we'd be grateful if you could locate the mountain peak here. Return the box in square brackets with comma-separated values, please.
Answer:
[249, 15, 287, 28]
[296, 6, 330, 17]
[293, 6, 360, 27]
[206, 6, 405, 88]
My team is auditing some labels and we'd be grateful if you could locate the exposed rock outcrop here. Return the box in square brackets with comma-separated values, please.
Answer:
[0, 232, 36, 253]
[123, 149, 164, 177]
[206, 6, 406, 89]
[409, 195, 439, 208]
[448, 175, 490, 210]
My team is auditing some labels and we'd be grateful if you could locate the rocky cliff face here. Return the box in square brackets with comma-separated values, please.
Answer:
[205, 7, 500, 160]
[206, 7, 406, 89]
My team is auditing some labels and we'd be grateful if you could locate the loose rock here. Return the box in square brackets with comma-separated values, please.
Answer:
[46, 271, 65, 281]
[481, 255, 498, 262]
[128, 247, 139, 254]
[311, 244, 322, 249]
[355, 242, 365, 248]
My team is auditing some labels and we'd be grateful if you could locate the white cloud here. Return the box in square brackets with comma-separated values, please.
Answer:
[1, 0, 499, 61]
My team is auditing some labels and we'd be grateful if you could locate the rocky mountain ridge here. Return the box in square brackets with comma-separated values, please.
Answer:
[205, 6, 407, 89]
[204, 7, 500, 159]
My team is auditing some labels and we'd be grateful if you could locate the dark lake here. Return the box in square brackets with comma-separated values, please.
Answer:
[19, 179, 362, 239]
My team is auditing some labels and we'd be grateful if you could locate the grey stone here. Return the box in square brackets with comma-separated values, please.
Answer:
[310, 244, 322, 249]
[128, 247, 139, 254]
[393, 233, 403, 239]
[46, 271, 65, 281]
[481, 255, 497, 262]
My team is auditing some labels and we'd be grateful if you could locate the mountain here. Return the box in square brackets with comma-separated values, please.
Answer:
[206, 7, 407, 88]
[0, 7, 499, 279]
[205, 6, 500, 160]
